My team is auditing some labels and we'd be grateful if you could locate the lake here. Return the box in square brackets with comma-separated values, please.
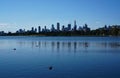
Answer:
[0, 36, 120, 78]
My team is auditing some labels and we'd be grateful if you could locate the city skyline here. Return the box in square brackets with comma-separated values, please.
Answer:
[0, 0, 120, 32]
[9, 20, 91, 33]
[1, 20, 120, 36]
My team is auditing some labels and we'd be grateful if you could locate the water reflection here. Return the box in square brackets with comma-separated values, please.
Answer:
[17, 41, 120, 53]
[1, 37, 120, 78]
[97, 42, 120, 48]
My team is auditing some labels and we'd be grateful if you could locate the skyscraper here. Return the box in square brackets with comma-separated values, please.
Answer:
[35, 28, 37, 33]
[62, 25, 65, 31]
[31, 27, 34, 33]
[51, 24, 55, 32]
[74, 20, 77, 31]
[68, 24, 71, 31]
[44, 26, 47, 31]
[38, 26, 41, 33]
[57, 22, 60, 31]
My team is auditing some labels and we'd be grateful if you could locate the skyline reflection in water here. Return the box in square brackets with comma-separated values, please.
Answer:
[16, 40, 120, 53]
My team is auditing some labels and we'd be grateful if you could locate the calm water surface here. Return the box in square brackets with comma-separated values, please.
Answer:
[0, 36, 120, 78]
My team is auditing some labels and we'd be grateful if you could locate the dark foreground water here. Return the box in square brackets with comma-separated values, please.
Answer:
[0, 36, 120, 78]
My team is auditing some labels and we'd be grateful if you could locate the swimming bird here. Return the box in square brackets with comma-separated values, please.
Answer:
[49, 66, 53, 70]
[13, 48, 16, 50]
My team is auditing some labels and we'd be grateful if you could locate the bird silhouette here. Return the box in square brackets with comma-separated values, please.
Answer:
[49, 66, 53, 70]
[13, 48, 16, 50]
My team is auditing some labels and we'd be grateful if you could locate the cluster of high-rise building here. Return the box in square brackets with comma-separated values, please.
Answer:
[16, 20, 91, 34]
[1, 20, 119, 36]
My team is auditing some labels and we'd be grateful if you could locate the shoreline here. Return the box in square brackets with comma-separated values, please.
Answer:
[0, 35, 120, 37]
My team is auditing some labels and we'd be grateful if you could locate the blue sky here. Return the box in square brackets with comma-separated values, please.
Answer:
[0, 0, 120, 32]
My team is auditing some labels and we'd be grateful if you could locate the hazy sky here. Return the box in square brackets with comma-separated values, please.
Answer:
[0, 0, 120, 32]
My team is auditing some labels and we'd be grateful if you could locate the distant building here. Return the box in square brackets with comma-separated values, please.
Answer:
[68, 24, 71, 31]
[104, 25, 108, 30]
[31, 27, 34, 33]
[42, 26, 50, 33]
[73, 20, 77, 31]
[44, 26, 47, 32]
[64, 27, 69, 31]
[62, 25, 65, 31]
[51, 24, 56, 32]
[78, 26, 83, 31]
[57, 22, 60, 31]
[83, 24, 90, 32]
[16, 29, 25, 34]
[42, 28, 45, 32]
[35, 28, 37, 33]
[0, 31, 5, 35]
[38, 26, 41, 33]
